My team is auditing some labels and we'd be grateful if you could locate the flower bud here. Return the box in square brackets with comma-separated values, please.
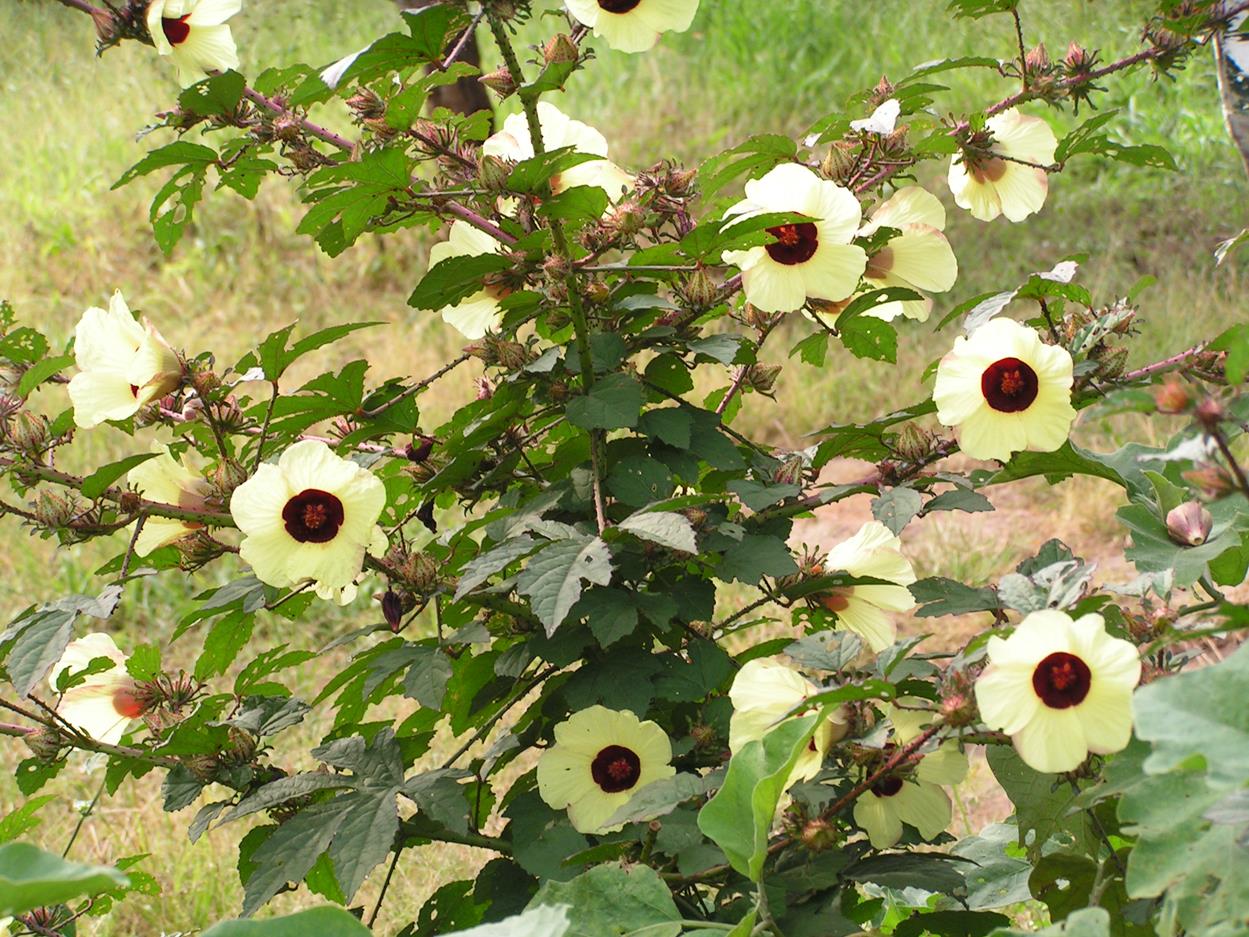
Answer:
[1024, 42, 1050, 74]
[272, 114, 303, 143]
[175, 530, 227, 570]
[800, 817, 840, 852]
[869, 75, 895, 107]
[1167, 501, 1213, 547]
[606, 201, 647, 238]
[406, 552, 441, 593]
[745, 364, 782, 396]
[23, 726, 63, 762]
[1183, 463, 1238, 499]
[893, 423, 933, 463]
[185, 754, 221, 782]
[346, 88, 386, 120]
[382, 590, 404, 631]
[1063, 41, 1094, 73]
[211, 396, 245, 432]
[480, 66, 517, 98]
[1195, 397, 1227, 430]
[680, 268, 718, 308]
[32, 489, 80, 529]
[210, 459, 249, 500]
[772, 452, 807, 486]
[1152, 378, 1191, 414]
[9, 411, 49, 455]
[543, 33, 580, 66]
[477, 154, 513, 193]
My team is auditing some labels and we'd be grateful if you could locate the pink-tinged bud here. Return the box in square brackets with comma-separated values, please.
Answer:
[9, 411, 49, 455]
[1184, 464, 1238, 499]
[1024, 42, 1050, 73]
[772, 452, 806, 486]
[1152, 379, 1191, 414]
[1195, 397, 1226, 429]
[1166, 501, 1213, 546]
[382, 590, 404, 631]
[543, 33, 580, 66]
[800, 817, 840, 851]
[480, 66, 517, 98]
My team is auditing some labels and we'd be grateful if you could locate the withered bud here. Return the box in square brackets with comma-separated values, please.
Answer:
[406, 435, 436, 464]
[91, 8, 119, 44]
[9, 411, 49, 455]
[477, 154, 513, 193]
[181, 397, 205, 422]
[1152, 378, 1192, 414]
[346, 88, 386, 120]
[475, 376, 495, 400]
[286, 144, 328, 174]
[940, 669, 980, 727]
[543, 33, 580, 66]
[362, 117, 400, 143]
[773, 453, 807, 486]
[382, 590, 404, 630]
[1166, 501, 1213, 547]
[745, 304, 785, 331]
[606, 201, 647, 238]
[868, 74, 895, 106]
[689, 722, 716, 749]
[495, 339, 530, 371]
[416, 498, 437, 534]
[681, 507, 709, 528]
[32, 489, 80, 529]
[680, 268, 718, 308]
[1183, 463, 1239, 499]
[406, 552, 441, 593]
[1195, 397, 1226, 430]
[663, 167, 698, 199]
[272, 113, 303, 143]
[480, 66, 517, 98]
[745, 364, 782, 395]
[542, 253, 571, 283]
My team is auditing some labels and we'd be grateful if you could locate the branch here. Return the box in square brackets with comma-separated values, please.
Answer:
[0, 696, 181, 769]
[1121, 343, 1207, 382]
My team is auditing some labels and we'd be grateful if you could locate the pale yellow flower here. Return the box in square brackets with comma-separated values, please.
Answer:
[146, 0, 241, 86]
[565, 0, 699, 53]
[126, 446, 213, 556]
[483, 102, 633, 202]
[975, 610, 1140, 773]
[852, 699, 967, 849]
[728, 657, 849, 789]
[933, 317, 1076, 462]
[537, 706, 675, 834]
[948, 108, 1057, 222]
[722, 163, 867, 313]
[428, 222, 508, 339]
[857, 186, 958, 322]
[67, 291, 182, 429]
[229, 440, 387, 604]
[48, 634, 143, 746]
[818, 521, 916, 652]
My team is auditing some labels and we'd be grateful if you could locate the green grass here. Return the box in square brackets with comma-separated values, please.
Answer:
[0, 0, 1245, 931]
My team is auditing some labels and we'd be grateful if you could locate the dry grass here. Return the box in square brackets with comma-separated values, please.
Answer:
[1, 0, 1247, 931]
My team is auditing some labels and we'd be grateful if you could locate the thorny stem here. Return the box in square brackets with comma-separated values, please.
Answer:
[360, 351, 472, 419]
[1011, 8, 1029, 91]
[0, 696, 181, 769]
[716, 319, 776, 417]
[52, 0, 101, 14]
[1120, 343, 1207, 381]
[241, 88, 353, 151]
[485, 8, 609, 531]
[436, 9, 487, 72]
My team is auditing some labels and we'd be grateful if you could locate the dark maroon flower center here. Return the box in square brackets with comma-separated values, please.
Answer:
[871, 776, 904, 798]
[590, 744, 642, 793]
[162, 15, 192, 46]
[282, 489, 345, 544]
[981, 357, 1039, 412]
[765, 222, 819, 266]
[1031, 651, 1092, 709]
[598, 0, 642, 11]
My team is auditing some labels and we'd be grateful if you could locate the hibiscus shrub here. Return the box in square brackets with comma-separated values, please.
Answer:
[3, 1, 1249, 935]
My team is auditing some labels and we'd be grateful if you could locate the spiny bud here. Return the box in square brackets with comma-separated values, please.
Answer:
[1024, 42, 1050, 73]
[476, 377, 494, 401]
[175, 530, 227, 570]
[940, 671, 979, 728]
[346, 88, 386, 120]
[495, 339, 530, 371]
[542, 253, 571, 283]
[820, 141, 859, 184]
[1152, 378, 1191, 414]
[1063, 41, 1094, 73]
[772, 452, 807, 486]
[24, 726, 62, 762]
[406, 552, 441, 593]
[680, 268, 718, 308]
[800, 818, 840, 852]
[606, 201, 647, 238]
[185, 754, 221, 782]
[868, 75, 895, 107]
[1096, 344, 1129, 379]
[542, 33, 579, 66]
[222, 727, 258, 766]
[272, 113, 303, 143]
[745, 364, 782, 395]
[1166, 501, 1213, 547]
[480, 66, 517, 98]
[1183, 463, 1238, 499]
[893, 423, 933, 463]
[32, 489, 80, 529]
[211, 459, 249, 500]
[477, 154, 513, 193]
[9, 411, 48, 455]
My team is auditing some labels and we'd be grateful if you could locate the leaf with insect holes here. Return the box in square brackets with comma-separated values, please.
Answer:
[517, 536, 614, 636]
[618, 511, 698, 553]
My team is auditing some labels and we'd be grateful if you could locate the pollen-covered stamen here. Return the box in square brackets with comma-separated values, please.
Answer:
[162, 15, 192, 46]
[1031, 651, 1092, 709]
[981, 356, 1039, 413]
[765, 222, 820, 266]
[590, 744, 642, 793]
[282, 489, 346, 544]
[871, 776, 904, 798]
[598, 0, 643, 11]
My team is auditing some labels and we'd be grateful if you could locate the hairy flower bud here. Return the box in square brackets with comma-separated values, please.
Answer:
[800, 817, 840, 852]
[210, 459, 249, 500]
[9, 411, 49, 455]
[32, 489, 80, 529]
[175, 530, 226, 570]
[543, 33, 580, 66]
[1063, 41, 1095, 73]
[346, 88, 386, 120]
[680, 268, 718, 308]
[745, 364, 782, 395]
[24, 726, 63, 762]
[477, 154, 513, 193]
[1167, 501, 1213, 546]
[607, 201, 647, 238]
[893, 423, 934, 463]
[773, 452, 807, 486]
[480, 66, 517, 98]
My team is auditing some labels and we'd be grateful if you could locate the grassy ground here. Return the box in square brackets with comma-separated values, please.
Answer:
[1, 0, 1246, 931]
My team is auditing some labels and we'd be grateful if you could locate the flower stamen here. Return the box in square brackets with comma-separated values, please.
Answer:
[981, 356, 1039, 412]
[281, 489, 345, 544]
[1031, 651, 1092, 709]
[590, 744, 642, 793]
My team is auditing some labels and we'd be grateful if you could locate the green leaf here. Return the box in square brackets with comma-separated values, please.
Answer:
[839, 314, 898, 362]
[408, 253, 512, 312]
[909, 577, 1001, 617]
[698, 713, 822, 880]
[81, 452, 161, 500]
[603, 774, 710, 828]
[0, 796, 54, 844]
[717, 534, 798, 584]
[566, 373, 645, 431]
[528, 864, 681, 936]
[698, 134, 797, 198]
[0, 842, 129, 916]
[542, 185, 609, 226]
[986, 746, 1093, 861]
[178, 70, 246, 117]
[872, 486, 923, 534]
[17, 354, 73, 398]
[617, 511, 698, 553]
[202, 907, 373, 937]
[517, 536, 614, 635]
[989, 908, 1109, 936]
